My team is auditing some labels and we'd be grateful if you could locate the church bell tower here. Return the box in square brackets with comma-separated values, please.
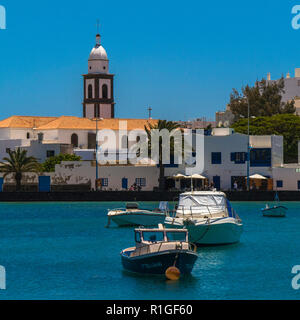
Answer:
[82, 33, 115, 119]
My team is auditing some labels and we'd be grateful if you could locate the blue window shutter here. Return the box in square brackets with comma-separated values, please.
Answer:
[276, 180, 283, 188]
[212, 152, 221, 164]
[39, 176, 51, 192]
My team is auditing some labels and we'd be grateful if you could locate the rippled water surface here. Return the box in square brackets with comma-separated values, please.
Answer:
[0, 201, 299, 300]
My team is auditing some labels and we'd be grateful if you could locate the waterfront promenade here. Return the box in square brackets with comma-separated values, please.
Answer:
[0, 190, 300, 202]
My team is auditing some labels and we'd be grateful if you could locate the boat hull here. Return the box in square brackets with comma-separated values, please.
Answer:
[164, 217, 243, 245]
[109, 211, 166, 227]
[121, 250, 198, 275]
[262, 206, 287, 217]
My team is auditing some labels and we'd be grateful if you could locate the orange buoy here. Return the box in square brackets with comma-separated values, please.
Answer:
[165, 266, 181, 280]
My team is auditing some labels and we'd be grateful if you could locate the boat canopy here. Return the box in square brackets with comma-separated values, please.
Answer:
[178, 193, 226, 215]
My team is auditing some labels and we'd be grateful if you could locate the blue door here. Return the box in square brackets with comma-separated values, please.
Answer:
[122, 178, 128, 190]
[39, 176, 51, 192]
[0, 178, 3, 192]
[213, 176, 221, 190]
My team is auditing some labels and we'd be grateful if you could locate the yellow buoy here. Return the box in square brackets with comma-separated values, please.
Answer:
[165, 266, 181, 280]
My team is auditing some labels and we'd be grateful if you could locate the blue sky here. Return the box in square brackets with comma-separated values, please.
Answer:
[0, 0, 299, 121]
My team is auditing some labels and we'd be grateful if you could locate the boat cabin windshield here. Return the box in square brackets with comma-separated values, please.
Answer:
[177, 193, 227, 216]
[135, 230, 188, 243]
[126, 202, 139, 210]
[166, 231, 187, 241]
[141, 231, 164, 242]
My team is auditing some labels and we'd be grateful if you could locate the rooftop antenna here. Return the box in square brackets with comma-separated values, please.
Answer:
[148, 106, 152, 119]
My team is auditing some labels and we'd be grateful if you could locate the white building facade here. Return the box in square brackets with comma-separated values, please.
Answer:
[186, 128, 283, 191]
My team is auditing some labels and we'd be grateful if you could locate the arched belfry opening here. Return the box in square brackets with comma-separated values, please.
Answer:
[102, 84, 108, 99]
[71, 133, 79, 148]
[88, 84, 93, 99]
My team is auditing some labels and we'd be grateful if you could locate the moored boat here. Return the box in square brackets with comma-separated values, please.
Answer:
[261, 192, 287, 217]
[120, 224, 198, 277]
[261, 205, 287, 217]
[107, 202, 170, 227]
[164, 191, 243, 245]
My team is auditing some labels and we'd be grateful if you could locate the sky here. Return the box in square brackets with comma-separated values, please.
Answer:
[0, 0, 300, 121]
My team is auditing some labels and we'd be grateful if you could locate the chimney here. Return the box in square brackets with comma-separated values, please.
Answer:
[286, 72, 290, 79]
[295, 68, 300, 78]
[267, 72, 271, 81]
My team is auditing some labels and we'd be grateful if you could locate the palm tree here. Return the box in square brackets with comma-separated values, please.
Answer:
[144, 120, 182, 190]
[0, 148, 40, 192]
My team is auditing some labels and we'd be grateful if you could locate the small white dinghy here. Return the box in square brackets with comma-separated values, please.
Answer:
[261, 193, 287, 217]
[107, 202, 170, 227]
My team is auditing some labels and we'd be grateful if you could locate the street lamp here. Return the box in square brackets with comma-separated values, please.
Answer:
[92, 117, 99, 190]
[247, 98, 250, 192]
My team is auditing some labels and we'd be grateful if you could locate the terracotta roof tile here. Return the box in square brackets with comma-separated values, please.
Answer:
[36, 116, 158, 130]
[0, 116, 58, 128]
[0, 115, 158, 131]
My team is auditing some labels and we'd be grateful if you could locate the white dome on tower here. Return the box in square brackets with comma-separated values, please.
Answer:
[88, 34, 109, 74]
[89, 44, 108, 61]
[89, 34, 108, 61]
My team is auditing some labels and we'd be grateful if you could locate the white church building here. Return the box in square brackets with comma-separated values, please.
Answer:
[0, 33, 158, 163]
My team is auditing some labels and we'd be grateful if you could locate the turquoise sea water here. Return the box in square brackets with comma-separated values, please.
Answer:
[0, 201, 299, 300]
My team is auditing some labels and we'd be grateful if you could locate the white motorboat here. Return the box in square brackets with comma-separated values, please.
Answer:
[164, 191, 243, 245]
[107, 202, 170, 227]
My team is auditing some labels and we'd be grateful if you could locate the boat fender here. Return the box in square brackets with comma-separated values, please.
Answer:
[165, 266, 180, 281]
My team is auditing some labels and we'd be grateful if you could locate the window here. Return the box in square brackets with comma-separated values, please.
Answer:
[276, 180, 283, 188]
[102, 84, 108, 99]
[298, 181, 300, 190]
[136, 178, 146, 187]
[211, 152, 222, 164]
[166, 231, 187, 241]
[100, 178, 108, 187]
[6, 148, 10, 154]
[46, 150, 55, 158]
[71, 133, 79, 148]
[26, 132, 30, 139]
[135, 231, 141, 243]
[298, 80, 300, 87]
[88, 84, 93, 99]
[250, 148, 271, 167]
[142, 231, 164, 242]
[231, 152, 246, 164]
